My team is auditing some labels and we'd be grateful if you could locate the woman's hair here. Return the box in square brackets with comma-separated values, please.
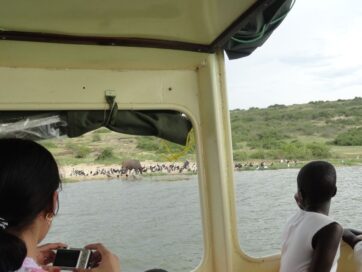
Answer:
[0, 138, 61, 271]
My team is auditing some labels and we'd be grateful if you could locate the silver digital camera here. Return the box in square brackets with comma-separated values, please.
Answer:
[53, 248, 92, 270]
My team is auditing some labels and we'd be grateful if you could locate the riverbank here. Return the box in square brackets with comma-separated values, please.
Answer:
[60, 161, 196, 182]
[59, 158, 362, 182]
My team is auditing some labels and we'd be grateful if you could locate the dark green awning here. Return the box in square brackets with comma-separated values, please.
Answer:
[224, 0, 294, 59]
[0, 110, 192, 145]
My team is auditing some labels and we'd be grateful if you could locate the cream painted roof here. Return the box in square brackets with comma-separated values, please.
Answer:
[0, 0, 256, 44]
[0, 0, 259, 69]
[0, 40, 209, 70]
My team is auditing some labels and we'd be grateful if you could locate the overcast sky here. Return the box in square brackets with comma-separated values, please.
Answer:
[225, 0, 362, 110]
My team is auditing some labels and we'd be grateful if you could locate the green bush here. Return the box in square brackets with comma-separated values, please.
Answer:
[233, 151, 248, 161]
[295, 124, 315, 136]
[231, 128, 250, 145]
[334, 128, 362, 146]
[66, 143, 90, 158]
[306, 142, 331, 158]
[268, 104, 287, 109]
[279, 141, 311, 160]
[137, 136, 194, 155]
[96, 148, 116, 161]
[276, 141, 331, 160]
[267, 149, 285, 160]
[136, 137, 160, 151]
[247, 130, 285, 150]
[249, 149, 269, 159]
[92, 134, 101, 142]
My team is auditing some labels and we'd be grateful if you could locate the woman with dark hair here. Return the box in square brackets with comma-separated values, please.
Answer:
[0, 139, 120, 272]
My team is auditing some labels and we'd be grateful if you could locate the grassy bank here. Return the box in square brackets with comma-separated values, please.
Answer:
[40, 98, 362, 171]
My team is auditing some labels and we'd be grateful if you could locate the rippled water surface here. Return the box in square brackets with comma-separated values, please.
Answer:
[46, 167, 362, 272]
[235, 166, 362, 256]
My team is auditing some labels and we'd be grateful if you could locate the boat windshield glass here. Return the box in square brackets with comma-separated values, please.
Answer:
[228, 0, 362, 257]
[42, 128, 203, 272]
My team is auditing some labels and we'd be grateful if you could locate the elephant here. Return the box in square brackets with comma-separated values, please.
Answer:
[122, 159, 143, 174]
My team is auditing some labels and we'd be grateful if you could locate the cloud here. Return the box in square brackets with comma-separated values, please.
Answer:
[314, 65, 362, 79]
[278, 53, 333, 67]
[225, 0, 362, 110]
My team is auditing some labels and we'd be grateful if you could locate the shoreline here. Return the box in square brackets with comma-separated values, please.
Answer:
[60, 159, 362, 183]
[60, 161, 196, 182]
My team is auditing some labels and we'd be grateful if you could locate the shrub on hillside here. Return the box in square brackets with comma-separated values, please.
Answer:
[137, 137, 160, 151]
[249, 149, 284, 160]
[267, 149, 285, 160]
[333, 127, 362, 146]
[233, 151, 248, 161]
[306, 142, 331, 158]
[249, 149, 269, 159]
[295, 125, 315, 136]
[92, 133, 101, 142]
[268, 104, 287, 109]
[66, 143, 90, 158]
[280, 141, 311, 160]
[277, 141, 331, 160]
[96, 148, 116, 161]
[311, 110, 333, 119]
[247, 130, 285, 150]
[136, 136, 195, 158]
[232, 129, 249, 147]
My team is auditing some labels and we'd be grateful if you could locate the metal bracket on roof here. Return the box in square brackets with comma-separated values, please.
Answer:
[104, 90, 118, 127]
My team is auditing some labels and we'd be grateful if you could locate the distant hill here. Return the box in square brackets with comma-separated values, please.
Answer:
[231, 97, 362, 142]
[42, 97, 362, 166]
[230, 97, 362, 161]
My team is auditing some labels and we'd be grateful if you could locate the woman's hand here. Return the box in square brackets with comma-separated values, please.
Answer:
[74, 243, 120, 272]
[42, 266, 61, 272]
[36, 242, 68, 265]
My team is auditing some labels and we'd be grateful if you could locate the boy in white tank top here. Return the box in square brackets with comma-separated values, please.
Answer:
[280, 161, 343, 272]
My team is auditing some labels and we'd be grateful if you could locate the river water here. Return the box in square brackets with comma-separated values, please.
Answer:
[46, 166, 362, 272]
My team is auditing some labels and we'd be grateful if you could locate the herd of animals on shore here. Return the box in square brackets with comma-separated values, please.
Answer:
[65, 159, 298, 179]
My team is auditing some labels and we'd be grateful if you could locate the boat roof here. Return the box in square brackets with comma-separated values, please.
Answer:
[1, 0, 256, 45]
[0, 0, 293, 70]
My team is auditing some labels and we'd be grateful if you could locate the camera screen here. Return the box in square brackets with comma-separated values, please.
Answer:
[53, 249, 81, 267]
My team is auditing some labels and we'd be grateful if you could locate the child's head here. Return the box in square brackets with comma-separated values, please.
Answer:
[0, 138, 61, 271]
[296, 161, 337, 206]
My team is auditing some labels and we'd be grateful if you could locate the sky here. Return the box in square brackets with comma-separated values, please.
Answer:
[225, 0, 362, 110]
